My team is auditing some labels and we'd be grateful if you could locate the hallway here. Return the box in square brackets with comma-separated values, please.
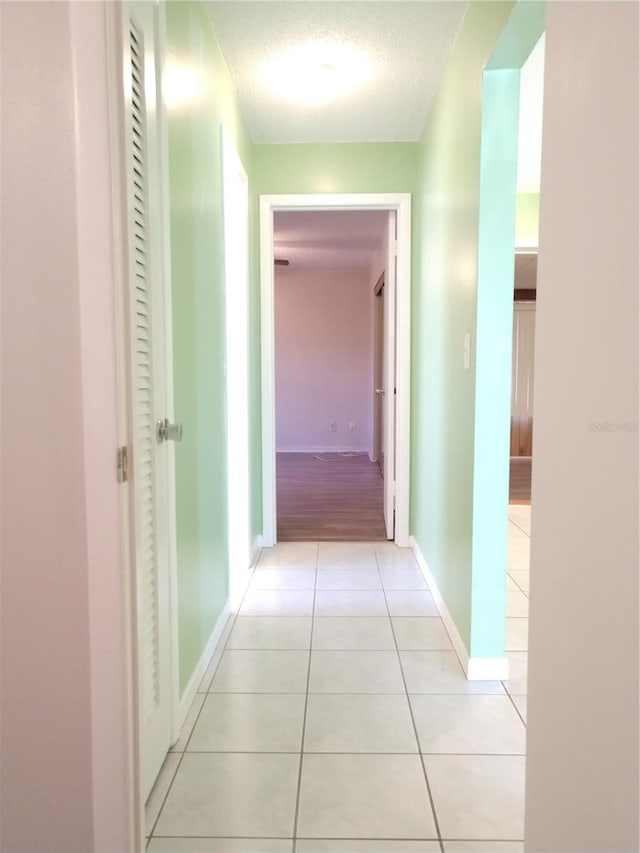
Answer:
[145, 510, 530, 851]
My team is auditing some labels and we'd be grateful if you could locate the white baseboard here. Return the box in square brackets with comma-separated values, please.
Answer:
[251, 534, 263, 565]
[176, 602, 231, 729]
[410, 536, 509, 682]
[467, 656, 509, 680]
[276, 445, 367, 454]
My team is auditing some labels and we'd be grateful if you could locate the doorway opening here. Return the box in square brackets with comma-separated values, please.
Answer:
[259, 193, 411, 548]
[272, 209, 388, 541]
[504, 30, 544, 707]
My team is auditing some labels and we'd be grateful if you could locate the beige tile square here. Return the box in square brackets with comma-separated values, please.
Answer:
[425, 754, 525, 839]
[240, 588, 314, 616]
[392, 617, 453, 650]
[410, 694, 525, 754]
[297, 754, 437, 839]
[400, 651, 505, 694]
[386, 590, 439, 617]
[312, 616, 395, 650]
[226, 616, 312, 650]
[250, 569, 316, 590]
[374, 545, 419, 570]
[504, 652, 528, 694]
[188, 693, 305, 752]
[309, 650, 405, 693]
[257, 542, 318, 569]
[210, 650, 309, 693]
[316, 570, 382, 590]
[305, 694, 418, 753]
[381, 570, 428, 590]
[318, 542, 377, 570]
[314, 590, 388, 616]
[505, 618, 528, 651]
[154, 753, 299, 838]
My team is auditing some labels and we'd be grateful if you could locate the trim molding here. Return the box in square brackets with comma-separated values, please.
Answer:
[259, 193, 411, 549]
[410, 536, 509, 682]
[176, 603, 231, 731]
[251, 534, 263, 562]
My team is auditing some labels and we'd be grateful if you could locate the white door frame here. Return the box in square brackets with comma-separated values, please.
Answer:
[259, 193, 411, 547]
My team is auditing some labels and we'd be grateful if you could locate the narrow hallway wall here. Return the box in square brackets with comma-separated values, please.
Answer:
[165, 2, 255, 694]
[525, 3, 639, 848]
[411, 2, 515, 653]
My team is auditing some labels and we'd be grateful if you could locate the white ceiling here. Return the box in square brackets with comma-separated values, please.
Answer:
[274, 210, 388, 269]
[207, 1, 468, 143]
[208, 3, 544, 268]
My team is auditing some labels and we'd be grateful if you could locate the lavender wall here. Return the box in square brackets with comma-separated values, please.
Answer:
[275, 268, 374, 455]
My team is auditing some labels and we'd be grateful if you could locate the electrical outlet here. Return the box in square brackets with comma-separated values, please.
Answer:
[348, 421, 356, 432]
[330, 421, 337, 432]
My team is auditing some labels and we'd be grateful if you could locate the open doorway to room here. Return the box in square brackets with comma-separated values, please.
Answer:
[505, 32, 545, 719]
[259, 193, 412, 549]
[272, 209, 389, 541]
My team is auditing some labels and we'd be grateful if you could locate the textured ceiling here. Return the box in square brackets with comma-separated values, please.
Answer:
[207, 1, 468, 143]
[274, 210, 388, 269]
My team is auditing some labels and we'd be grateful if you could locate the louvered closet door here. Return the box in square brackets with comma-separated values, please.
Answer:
[125, 2, 173, 801]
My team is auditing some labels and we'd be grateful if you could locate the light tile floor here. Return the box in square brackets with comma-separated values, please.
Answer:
[146, 507, 530, 853]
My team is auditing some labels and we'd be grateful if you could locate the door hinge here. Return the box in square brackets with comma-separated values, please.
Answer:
[117, 446, 129, 484]
[392, 239, 398, 256]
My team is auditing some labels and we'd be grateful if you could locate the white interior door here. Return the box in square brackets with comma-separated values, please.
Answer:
[222, 129, 252, 609]
[122, 1, 174, 801]
[382, 212, 397, 539]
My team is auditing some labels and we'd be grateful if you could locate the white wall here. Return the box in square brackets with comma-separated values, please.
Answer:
[1, 3, 135, 850]
[275, 267, 373, 454]
[525, 3, 638, 851]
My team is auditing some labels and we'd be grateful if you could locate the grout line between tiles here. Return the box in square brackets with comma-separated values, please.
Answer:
[147, 751, 184, 839]
[508, 516, 531, 538]
[292, 542, 319, 853]
[149, 554, 265, 840]
[506, 690, 527, 728]
[374, 548, 446, 853]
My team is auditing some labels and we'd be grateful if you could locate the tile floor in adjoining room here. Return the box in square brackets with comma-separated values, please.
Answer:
[146, 507, 531, 853]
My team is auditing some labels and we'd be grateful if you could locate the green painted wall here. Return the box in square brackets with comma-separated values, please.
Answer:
[516, 192, 540, 242]
[470, 68, 521, 658]
[165, 2, 254, 694]
[472, 4, 544, 658]
[254, 143, 418, 196]
[411, 2, 516, 652]
[412, 0, 544, 660]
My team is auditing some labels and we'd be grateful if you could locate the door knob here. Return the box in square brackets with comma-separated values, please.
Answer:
[375, 388, 385, 396]
[156, 418, 183, 444]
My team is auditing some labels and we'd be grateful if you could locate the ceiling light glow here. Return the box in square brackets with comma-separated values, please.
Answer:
[259, 42, 373, 105]
[163, 63, 204, 109]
